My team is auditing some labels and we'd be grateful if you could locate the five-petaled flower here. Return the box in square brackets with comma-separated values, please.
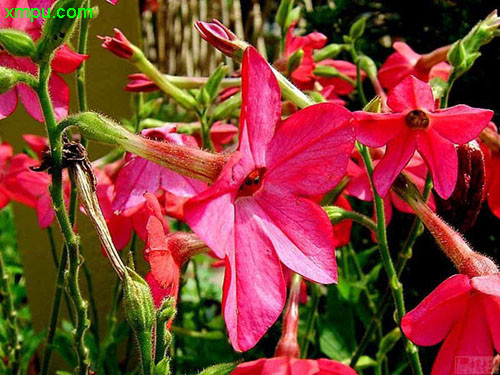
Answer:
[402, 272, 500, 375]
[354, 75, 493, 199]
[184, 46, 355, 351]
[0, 0, 87, 122]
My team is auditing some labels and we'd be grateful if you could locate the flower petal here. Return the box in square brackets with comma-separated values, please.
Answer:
[481, 294, 500, 353]
[417, 130, 458, 199]
[354, 112, 406, 148]
[0, 90, 18, 120]
[17, 84, 44, 122]
[373, 131, 416, 197]
[317, 358, 359, 375]
[232, 359, 267, 375]
[387, 76, 435, 112]
[239, 47, 281, 166]
[52, 44, 89, 74]
[223, 198, 286, 352]
[254, 190, 337, 284]
[431, 105, 493, 144]
[401, 274, 471, 346]
[431, 295, 493, 375]
[471, 274, 500, 297]
[265, 102, 354, 196]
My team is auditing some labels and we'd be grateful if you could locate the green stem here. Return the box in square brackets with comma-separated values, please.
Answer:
[0, 246, 21, 375]
[357, 143, 422, 375]
[40, 246, 69, 375]
[37, 61, 90, 375]
[324, 206, 377, 232]
[299, 282, 320, 358]
[76, 1, 90, 115]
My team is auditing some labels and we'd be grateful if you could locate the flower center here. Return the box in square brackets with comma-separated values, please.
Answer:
[237, 168, 266, 198]
[405, 109, 430, 129]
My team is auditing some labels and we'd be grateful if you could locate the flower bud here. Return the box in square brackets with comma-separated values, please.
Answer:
[447, 40, 467, 70]
[349, 17, 367, 41]
[393, 173, 498, 277]
[436, 141, 485, 232]
[98, 28, 136, 60]
[313, 65, 340, 78]
[0, 67, 18, 95]
[153, 358, 170, 375]
[199, 362, 239, 375]
[36, 0, 85, 60]
[357, 55, 377, 80]
[195, 19, 249, 62]
[0, 29, 36, 57]
[313, 43, 344, 62]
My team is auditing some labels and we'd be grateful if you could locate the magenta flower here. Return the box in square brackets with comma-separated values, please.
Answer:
[99, 29, 135, 59]
[232, 357, 358, 375]
[0, 0, 87, 122]
[378, 42, 452, 90]
[0, 142, 50, 210]
[480, 122, 500, 219]
[354, 76, 493, 199]
[195, 19, 240, 58]
[402, 272, 500, 375]
[112, 125, 208, 213]
[184, 47, 355, 351]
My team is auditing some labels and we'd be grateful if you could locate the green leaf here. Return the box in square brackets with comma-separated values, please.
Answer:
[198, 65, 228, 106]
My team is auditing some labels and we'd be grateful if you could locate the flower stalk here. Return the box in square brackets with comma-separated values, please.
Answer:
[275, 273, 301, 358]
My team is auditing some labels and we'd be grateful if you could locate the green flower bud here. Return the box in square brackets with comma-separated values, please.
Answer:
[153, 358, 170, 375]
[323, 206, 346, 225]
[357, 55, 377, 80]
[287, 48, 304, 74]
[0, 67, 18, 94]
[313, 43, 344, 62]
[447, 40, 467, 70]
[312, 65, 340, 78]
[349, 17, 367, 41]
[199, 362, 240, 375]
[158, 297, 176, 324]
[36, 0, 85, 61]
[0, 29, 36, 57]
[123, 268, 155, 334]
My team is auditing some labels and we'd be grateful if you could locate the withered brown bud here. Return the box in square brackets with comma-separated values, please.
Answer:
[436, 141, 485, 232]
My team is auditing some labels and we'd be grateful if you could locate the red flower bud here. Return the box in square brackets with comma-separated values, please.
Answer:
[436, 141, 486, 232]
[99, 28, 135, 59]
[195, 19, 247, 59]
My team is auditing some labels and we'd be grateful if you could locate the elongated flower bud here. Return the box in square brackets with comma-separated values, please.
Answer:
[195, 19, 248, 61]
[0, 29, 36, 57]
[59, 112, 229, 184]
[393, 173, 498, 277]
[275, 274, 301, 358]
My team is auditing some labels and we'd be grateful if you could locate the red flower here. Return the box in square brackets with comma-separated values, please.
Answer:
[184, 47, 355, 351]
[99, 29, 135, 59]
[402, 273, 500, 375]
[354, 76, 493, 199]
[479, 122, 500, 219]
[232, 357, 357, 375]
[316, 59, 361, 96]
[0, 0, 87, 122]
[378, 42, 451, 90]
[0, 142, 50, 209]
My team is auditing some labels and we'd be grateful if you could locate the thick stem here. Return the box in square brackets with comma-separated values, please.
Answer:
[275, 273, 301, 358]
[37, 61, 91, 375]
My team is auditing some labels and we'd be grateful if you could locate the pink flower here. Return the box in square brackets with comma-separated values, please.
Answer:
[316, 59, 361, 96]
[112, 125, 208, 214]
[0, 142, 50, 209]
[184, 47, 355, 351]
[231, 357, 358, 375]
[354, 76, 493, 199]
[0, 0, 87, 122]
[99, 29, 135, 59]
[378, 42, 452, 90]
[479, 122, 500, 219]
[195, 19, 240, 58]
[402, 272, 500, 375]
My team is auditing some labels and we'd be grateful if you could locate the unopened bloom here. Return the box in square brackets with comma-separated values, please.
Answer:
[195, 19, 246, 59]
[402, 272, 500, 375]
[354, 75, 493, 199]
[184, 47, 355, 351]
[0, 0, 87, 121]
[99, 28, 136, 59]
[143, 193, 208, 308]
[378, 42, 452, 90]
